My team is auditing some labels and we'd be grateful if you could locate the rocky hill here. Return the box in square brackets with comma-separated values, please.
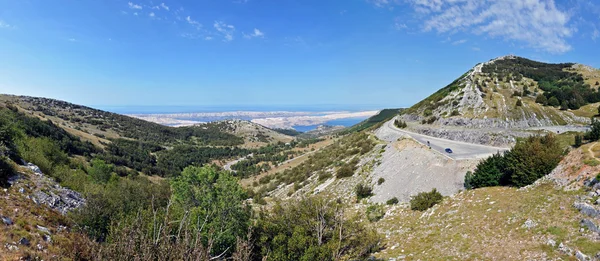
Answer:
[404, 55, 600, 129]
[206, 119, 294, 147]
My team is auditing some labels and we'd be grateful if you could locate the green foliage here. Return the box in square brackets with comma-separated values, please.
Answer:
[394, 119, 407, 128]
[482, 57, 594, 110]
[516, 99, 523, 107]
[575, 135, 583, 147]
[466, 135, 563, 188]
[336, 162, 356, 178]
[424, 109, 433, 117]
[450, 109, 460, 116]
[342, 109, 403, 134]
[560, 101, 569, 110]
[410, 188, 443, 211]
[366, 204, 385, 222]
[0, 157, 14, 187]
[88, 159, 115, 184]
[170, 166, 250, 255]
[421, 116, 438, 124]
[535, 94, 548, 105]
[273, 128, 303, 136]
[355, 183, 373, 200]
[548, 96, 560, 106]
[18, 137, 69, 175]
[377, 177, 385, 185]
[586, 118, 600, 141]
[255, 196, 381, 261]
[386, 197, 399, 205]
[156, 145, 249, 177]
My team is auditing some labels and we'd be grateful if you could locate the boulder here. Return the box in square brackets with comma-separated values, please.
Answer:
[574, 202, 600, 218]
[1, 216, 13, 226]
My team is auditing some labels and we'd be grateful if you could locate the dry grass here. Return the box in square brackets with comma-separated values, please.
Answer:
[371, 183, 595, 260]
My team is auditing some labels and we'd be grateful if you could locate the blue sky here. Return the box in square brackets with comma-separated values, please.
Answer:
[0, 0, 599, 109]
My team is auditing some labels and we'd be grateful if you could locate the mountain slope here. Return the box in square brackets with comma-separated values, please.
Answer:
[405, 55, 600, 128]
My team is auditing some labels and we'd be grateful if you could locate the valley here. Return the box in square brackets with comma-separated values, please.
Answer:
[2, 56, 600, 260]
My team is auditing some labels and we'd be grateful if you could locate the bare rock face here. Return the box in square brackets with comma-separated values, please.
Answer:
[15, 163, 85, 215]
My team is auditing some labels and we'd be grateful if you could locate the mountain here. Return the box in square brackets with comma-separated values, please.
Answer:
[404, 55, 600, 128]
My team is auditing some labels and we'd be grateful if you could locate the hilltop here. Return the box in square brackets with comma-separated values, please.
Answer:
[405, 55, 600, 129]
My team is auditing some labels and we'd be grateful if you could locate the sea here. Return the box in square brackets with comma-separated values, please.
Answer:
[97, 105, 378, 132]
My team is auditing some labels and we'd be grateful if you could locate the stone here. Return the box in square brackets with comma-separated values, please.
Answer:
[574, 202, 600, 218]
[547, 239, 556, 247]
[1, 216, 13, 226]
[576, 251, 590, 261]
[559, 243, 573, 255]
[5, 243, 18, 251]
[19, 237, 30, 246]
[36, 225, 51, 234]
[581, 219, 600, 233]
[522, 219, 537, 229]
[42, 235, 52, 243]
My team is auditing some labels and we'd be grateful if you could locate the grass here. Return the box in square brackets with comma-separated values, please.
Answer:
[371, 182, 594, 260]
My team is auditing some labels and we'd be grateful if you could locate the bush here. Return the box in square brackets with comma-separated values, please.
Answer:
[355, 183, 373, 200]
[465, 135, 563, 188]
[377, 177, 385, 185]
[0, 157, 14, 187]
[516, 99, 523, 107]
[386, 197, 399, 205]
[336, 163, 356, 178]
[535, 94, 548, 105]
[450, 110, 460, 116]
[575, 135, 583, 148]
[548, 96, 560, 107]
[410, 188, 443, 211]
[256, 196, 381, 260]
[318, 171, 332, 181]
[586, 118, 600, 141]
[366, 204, 385, 222]
[394, 119, 407, 128]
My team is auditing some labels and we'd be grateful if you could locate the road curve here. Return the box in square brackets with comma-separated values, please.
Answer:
[383, 118, 509, 160]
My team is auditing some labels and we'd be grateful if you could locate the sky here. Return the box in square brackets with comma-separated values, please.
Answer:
[0, 0, 599, 110]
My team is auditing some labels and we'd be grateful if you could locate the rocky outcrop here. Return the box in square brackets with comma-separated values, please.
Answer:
[14, 163, 85, 215]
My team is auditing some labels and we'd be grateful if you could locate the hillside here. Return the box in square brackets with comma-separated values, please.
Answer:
[405, 56, 600, 129]
[204, 119, 294, 148]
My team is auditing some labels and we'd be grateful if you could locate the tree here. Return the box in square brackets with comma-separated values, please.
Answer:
[170, 166, 250, 256]
[560, 100, 569, 110]
[596, 81, 599, 86]
[535, 94, 548, 105]
[597, 105, 600, 116]
[88, 159, 115, 183]
[548, 96, 560, 107]
[586, 118, 600, 141]
[255, 196, 380, 261]
[575, 135, 583, 147]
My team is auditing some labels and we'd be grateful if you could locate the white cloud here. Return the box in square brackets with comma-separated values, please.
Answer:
[214, 21, 235, 41]
[394, 17, 407, 30]
[133, 12, 139, 16]
[243, 28, 265, 39]
[68, 38, 77, 42]
[205, 36, 213, 40]
[371, 0, 575, 53]
[472, 46, 481, 51]
[413, 0, 573, 53]
[161, 3, 170, 11]
[186, 16, 202, 29]
[128, 2, 142, 9]
[149, 12, 155, 17]
[452, 39, 467, 45]
[0, 20, 12, 29]
[593, 28, 599, 41]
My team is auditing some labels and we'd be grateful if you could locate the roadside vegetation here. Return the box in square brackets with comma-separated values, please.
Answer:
[341, 108, 403, 134]
[464, 135, 563, 189]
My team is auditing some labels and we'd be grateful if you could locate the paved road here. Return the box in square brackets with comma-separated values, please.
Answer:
[384, 119, 508, 160]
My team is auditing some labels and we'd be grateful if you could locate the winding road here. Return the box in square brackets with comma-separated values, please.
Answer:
[384, 118, 509, 160]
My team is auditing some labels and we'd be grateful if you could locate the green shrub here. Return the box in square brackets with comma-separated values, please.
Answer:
[450, 110, 460, 116]
[377, 177, 385, 185]
[318, 171, 332, 181]
[366, 204, 385, 222]
[410, 188, 443, 211]
[386, 197, 399, 205]
[548, 96, 560, 107]
[336, 163, 356, 178]
[575, 135, 583, 147]
[0, 157, 14, 187]
[466, 135, 562, 188]
[355, 183, 373, 200]
[516, 99, 523, 107]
